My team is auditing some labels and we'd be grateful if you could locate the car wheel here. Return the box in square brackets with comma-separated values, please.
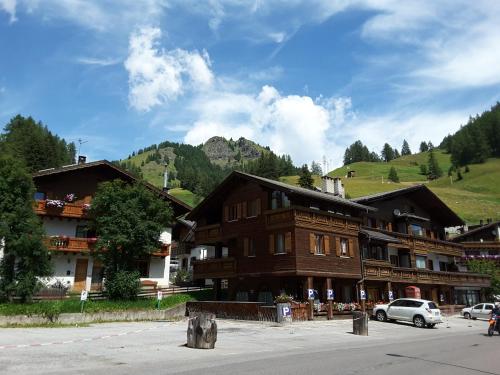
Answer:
[426, 323, 436, 328]
[464, 312, 471, 319]
[375, 310, 387, 322]
[413, 315, 425, 328]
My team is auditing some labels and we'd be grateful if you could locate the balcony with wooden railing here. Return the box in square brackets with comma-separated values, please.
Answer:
[44, 236, 95, 253]
[363, 261, 490, 287]
[44, 236, 170, 257]
[266, 208, 360, 234]
[192, 257, 236, 279]
[363, 227, 464, 257]
[35, 200, 90, 219]
[194, 224, 222, 244]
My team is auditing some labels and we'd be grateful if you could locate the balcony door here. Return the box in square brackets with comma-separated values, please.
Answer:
[73, 258, 88, 291]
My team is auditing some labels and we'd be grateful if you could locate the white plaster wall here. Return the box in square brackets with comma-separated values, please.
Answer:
[144, 255, 170, 287]
[42, 217, 90, 237]
[427, 254, 452, 271]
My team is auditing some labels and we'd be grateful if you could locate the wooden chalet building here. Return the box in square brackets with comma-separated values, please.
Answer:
[188, 171, 490, 307]
[352, 186, 490, 306]
[452, 220, 500, 266]
[31, 158, 190, 291]
[187, 171, 376, 303]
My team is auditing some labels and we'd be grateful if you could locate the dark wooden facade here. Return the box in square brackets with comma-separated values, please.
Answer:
[189, 173, 490, 307]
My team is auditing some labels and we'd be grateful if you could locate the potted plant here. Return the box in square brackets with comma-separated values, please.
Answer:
[274, 294, 293, 323]
[64, 193, 77, 203]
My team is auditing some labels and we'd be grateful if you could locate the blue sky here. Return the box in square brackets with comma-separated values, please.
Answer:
[1, 1, 499, 168]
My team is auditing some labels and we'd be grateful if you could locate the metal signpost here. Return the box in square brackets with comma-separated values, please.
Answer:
[157, 290, 163, 310]
[80, 290, 88, 313]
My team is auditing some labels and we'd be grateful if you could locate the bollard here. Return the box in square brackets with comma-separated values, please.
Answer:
[353, 311, 368, 336]
[187, 313, 217, 349]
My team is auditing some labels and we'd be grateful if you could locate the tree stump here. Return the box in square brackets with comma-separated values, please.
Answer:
[187, 313, 217, 349]
[353, 311, 368, 336]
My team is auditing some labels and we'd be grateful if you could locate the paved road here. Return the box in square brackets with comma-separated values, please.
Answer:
[0, 316, 497, 375]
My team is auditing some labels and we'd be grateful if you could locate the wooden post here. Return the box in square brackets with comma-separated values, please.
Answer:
[326, 278, 333, 320]
[353, 311, 368, 336]
[387, 281, 392, 302]
[307, 276, 314, 321]
[360, 282, 366, 312]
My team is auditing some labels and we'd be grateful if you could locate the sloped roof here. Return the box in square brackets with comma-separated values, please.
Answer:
[359, 228, 401, 243]
[352, 184, 464, 227]
[187, 170, 375, 220]
[451, 220, 500, 242]
[33, 160, 191, 216]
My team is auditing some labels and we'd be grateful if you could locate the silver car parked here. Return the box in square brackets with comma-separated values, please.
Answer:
[461, 303, 495, 320]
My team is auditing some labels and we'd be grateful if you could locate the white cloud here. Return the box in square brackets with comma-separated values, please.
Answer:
[0, 0, 17, 22]
[184, 85, 349, 165]
[75, 57, 120, 66]
[124, 27, 214, 112]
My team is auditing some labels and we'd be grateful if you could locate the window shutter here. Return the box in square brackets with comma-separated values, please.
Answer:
[237, 203, 242, 219]
[335, 237, 341, 256]
[255, 198, 261, 215]
[285, 232, 292, 253]
[309, 233, 316, 254]
[242, 202, 247, 218]
[243, 238, 249, 257]
[269, 234, 275, 254]
[348, 238, 354, 257]
[224, 206, 229, 222]
[324, 235, 330, 255]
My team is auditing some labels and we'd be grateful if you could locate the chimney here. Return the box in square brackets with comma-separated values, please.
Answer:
[321, 175, 345, 198]
[479, 219, 484, 226]
[162, 166, 169, 193]
[78, 155, 87, 165]
[487, 218, 492, 224]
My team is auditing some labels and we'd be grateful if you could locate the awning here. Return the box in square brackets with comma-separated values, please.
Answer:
[360, 229, 402, 243]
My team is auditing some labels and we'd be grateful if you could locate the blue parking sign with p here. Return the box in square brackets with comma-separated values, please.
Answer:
[327, 289, 334, 300]
[282, 305, 291, 317]
[360, 289, 366, 300]
[388, 291, 394, 300]
[307, 289, 314, 299]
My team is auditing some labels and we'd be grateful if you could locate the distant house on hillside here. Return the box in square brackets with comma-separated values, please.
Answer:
[452, 220, 500, 266]
[31, 158, 190, 291]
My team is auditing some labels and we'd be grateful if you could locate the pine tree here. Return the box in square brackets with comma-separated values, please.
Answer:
[298, 164, 314, 190]
[381, 143, 395, 162]
[419, 164, 427, 175]
[310, 161, 323, 176]
[427, 149, 443, 180]
[401, 140, 411, 156]
[0, 155, 51, 301]
[387, 167, 400, 183]
[419, 142, 429, 153]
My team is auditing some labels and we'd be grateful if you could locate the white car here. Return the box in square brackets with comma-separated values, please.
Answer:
[372, 298, 443, 328]
[461, 303, 495, 320]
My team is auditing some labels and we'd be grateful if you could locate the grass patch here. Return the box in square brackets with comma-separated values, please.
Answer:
[0, 290, 211, 317]
[168, 187, 200, 207]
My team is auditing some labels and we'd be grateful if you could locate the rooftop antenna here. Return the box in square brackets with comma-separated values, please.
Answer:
[77, 138, 88, 158]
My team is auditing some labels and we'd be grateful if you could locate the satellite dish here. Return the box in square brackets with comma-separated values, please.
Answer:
[393, 209, 401, 216]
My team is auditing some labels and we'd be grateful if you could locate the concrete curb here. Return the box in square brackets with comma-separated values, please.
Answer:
[0, 302, 186, 326]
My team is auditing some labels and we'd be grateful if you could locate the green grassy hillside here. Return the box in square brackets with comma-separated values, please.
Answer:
[282, 151, 500, 224]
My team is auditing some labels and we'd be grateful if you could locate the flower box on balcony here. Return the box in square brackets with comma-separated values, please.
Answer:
[45, 199, 65, 209]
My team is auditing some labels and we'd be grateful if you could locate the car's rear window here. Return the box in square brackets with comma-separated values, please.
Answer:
[428, 302, 438, 309]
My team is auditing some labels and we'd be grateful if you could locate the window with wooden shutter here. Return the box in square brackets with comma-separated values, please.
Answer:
[243, 238, 249, 257]
[224, 206, 229, 222]
[285, 232, 292, 253]
[324, 235, 330, 255]
[348, 238, 354, 257]
[309, 233, 315, 254]
[255, 198, 261, 215]
[335, 237, 341, 256]
[269, 234, 274, 254]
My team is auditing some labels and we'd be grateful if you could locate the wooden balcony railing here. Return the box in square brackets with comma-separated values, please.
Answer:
[266, 208, 360, 233]
[462, 241, 500, 250]
[192, 257, 236, 279]
[364, 263, 490, 287]
[194, 224, 222, 244]
[35, 200, 89, 219]
[44, 237, 169, 257]
[44, 236, 95, 253]
[364, 227, 464, 257]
